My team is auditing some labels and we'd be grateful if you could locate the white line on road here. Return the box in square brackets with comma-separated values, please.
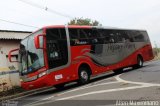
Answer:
[58, 81, 119, 96]
[23, 95, 55, 106]
[56, 85, 151, 100]
[56, 74, 160, 101]
[42, 95, 55, 101]
[24, 80, 119, 106]
[115, 74, 160, 86]
[28, 73, 160, 106]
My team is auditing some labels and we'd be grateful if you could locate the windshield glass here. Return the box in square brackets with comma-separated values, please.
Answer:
[19, 30, 44, 75]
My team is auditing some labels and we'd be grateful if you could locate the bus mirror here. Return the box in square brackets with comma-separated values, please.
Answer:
[8, 49, 19, 62]
[34, 34, 44, 49]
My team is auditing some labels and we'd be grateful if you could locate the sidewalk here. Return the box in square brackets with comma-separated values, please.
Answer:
[0, 70, 54, 101]
[0, 86, 54, 101]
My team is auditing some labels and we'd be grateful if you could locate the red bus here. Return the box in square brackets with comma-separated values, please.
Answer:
[9, 25, 154, 90]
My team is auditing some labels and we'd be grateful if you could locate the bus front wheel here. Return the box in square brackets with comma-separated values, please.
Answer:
[78, 67, 90, 85]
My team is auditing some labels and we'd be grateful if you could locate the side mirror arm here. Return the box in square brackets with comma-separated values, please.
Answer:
[8, 49, 19, 62]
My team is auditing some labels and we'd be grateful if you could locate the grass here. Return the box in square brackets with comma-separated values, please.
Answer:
[154, 53, 160, 60]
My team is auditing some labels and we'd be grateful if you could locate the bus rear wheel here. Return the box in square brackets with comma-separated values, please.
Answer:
[78, 67, 90, 85]
[133, 56, 143, 69]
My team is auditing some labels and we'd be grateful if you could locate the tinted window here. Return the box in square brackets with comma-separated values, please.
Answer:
[46, 28, 68, 69]
[69, 28, 90, 45]
[79, 29, 88, 39]
[141, 31, 149, 42]
[116, 30, 133, 43]
[47, 28, 66, 39]
[69, 28, 105, 45]
[69, 28, 149, 45]
[69, 29, 79, 39]
[99, 29, 117, 43]
[81, 29, 101, 44]
[131, 31, 148, 42]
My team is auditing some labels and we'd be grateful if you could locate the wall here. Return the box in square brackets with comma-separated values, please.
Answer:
[0, 31, 31, 92]
[0, 40, 20, 71]
[0, 40, 21, 92]
[0, 71, 20, 92]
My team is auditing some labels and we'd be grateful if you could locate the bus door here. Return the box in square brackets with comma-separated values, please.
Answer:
[46, 28, 69, 70]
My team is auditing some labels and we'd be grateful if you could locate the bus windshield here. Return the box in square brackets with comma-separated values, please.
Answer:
[19, 30, 44, 75]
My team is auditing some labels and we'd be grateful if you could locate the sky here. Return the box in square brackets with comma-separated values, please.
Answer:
[0, 0, 160, 47]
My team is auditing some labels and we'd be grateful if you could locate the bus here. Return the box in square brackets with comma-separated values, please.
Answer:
[8, 25, 154, 90]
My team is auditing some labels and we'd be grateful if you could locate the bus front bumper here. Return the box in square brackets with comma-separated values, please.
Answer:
[21, 75, 52, 90]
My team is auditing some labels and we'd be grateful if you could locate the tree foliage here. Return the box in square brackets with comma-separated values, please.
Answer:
[153, 48, 160, 56]
[68, 17, 102, 26]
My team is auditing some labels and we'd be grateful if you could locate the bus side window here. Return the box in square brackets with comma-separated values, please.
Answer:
[141, 31, 149, 42]
[69, 29, 79, 45]
[98, 29, 110, 44]
[125, 31, 135, 42]
[91, 29, 99, 44]
[116, 30, 131, 43]
[95, 29, 105, 44]
[132, 31, 145, 42]
[109, 32, 116, 43]
[79, 29, 90, 44]
[79, 29, 88, 39]
[114, 31, 122, 43]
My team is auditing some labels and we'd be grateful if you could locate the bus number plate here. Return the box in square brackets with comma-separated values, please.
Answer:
[55, 74, 63, 80]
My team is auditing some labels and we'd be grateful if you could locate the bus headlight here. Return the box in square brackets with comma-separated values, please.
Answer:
[38, 71, 47, 78]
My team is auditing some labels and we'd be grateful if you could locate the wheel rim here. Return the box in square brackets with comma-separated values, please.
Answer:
[138, 58, 143, 66]
[81, 71, 88, 81]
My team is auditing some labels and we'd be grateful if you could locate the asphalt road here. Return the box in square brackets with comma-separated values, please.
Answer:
[2, 60, 160, 106]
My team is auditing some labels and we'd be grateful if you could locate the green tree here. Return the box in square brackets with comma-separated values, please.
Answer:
[68, 17, 102, 26]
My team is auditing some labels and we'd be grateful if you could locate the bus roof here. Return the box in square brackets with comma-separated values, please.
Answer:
[42, 25, 146, 31]
[23, 25, 146, 40]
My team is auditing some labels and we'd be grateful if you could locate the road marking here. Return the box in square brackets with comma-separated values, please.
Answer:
[55, 74, 160, 101]
[115, 74, 160, 86]
[42, 95, 55, 100]
[27, 73, 160, 105]
[57, 76, 116, 96]
[12, 75, 114, 102]
[23, 95, 55, 106]
[58, 81, 119, 96]
[24, 80, 119, 106]
[27, 82, 147, 106]
[56, 85, 151, 100]
[10, 87, 55, 101]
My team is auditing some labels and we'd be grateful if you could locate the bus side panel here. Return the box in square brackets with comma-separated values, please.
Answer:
[141, 44, 154, 61]
[70, 45, 99, 76]
[21, 43, 154, 90]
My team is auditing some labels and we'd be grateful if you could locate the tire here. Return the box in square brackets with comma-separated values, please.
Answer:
[54, 83, 65, 90]
[78, 67, 90, 85]
[113, 68, 123, 74]
[133, 56, 143, 69]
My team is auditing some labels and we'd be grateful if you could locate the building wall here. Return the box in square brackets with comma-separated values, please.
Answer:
[0, 40, 21, 91]
[0, 40, 20, 71]
[0, 30, 31, 91]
